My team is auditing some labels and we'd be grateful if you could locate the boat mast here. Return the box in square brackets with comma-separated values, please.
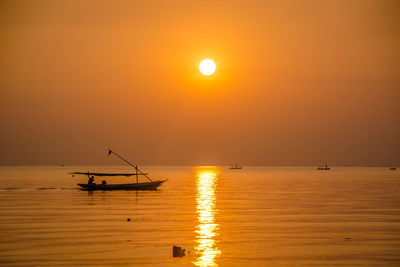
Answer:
[135, 165, 138, 184]
[108, 149, 153, 182]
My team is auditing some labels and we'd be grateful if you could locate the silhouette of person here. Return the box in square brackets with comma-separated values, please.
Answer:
[88, 176, 95, 185]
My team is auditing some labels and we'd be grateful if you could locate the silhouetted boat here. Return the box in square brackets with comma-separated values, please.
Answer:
[389, 167, 397, 170]
[77, 180, 166, 190]
[70, 149, 167, 191]
[230, 164, 243, 169]
[317, 165, 330, 170]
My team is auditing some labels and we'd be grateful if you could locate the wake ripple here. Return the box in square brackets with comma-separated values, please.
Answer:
[0, 187, 79, 191]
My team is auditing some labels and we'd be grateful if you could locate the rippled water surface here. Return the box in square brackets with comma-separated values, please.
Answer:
[0, 166, 399, 266]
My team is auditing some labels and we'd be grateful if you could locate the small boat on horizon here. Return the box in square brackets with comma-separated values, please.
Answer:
[317, 165, 330, 170]
[230, 164, 243, 170]
[70, 149, 167, 191]
[389, 167, 397, 170]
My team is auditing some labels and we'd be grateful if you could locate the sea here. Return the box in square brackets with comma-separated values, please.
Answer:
[0, 166, 399, 266]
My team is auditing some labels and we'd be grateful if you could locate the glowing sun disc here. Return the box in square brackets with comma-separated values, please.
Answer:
[199, 59, 216, 76]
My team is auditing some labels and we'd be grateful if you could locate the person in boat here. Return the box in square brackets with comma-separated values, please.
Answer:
[102, 180, 107, 185]
[88, 176, 95, 185]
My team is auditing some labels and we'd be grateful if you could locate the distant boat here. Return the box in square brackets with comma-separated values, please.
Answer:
[70, 149, 167, 191]
[230, 164, 243, 170]
[389, 167, 397, 170]
[317, 165, 330, 170]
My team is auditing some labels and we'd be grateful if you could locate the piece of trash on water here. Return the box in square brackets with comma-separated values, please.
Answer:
[345, 237, 352, 240]
[127, 218, 131, 222]
[172, 246, 186, 257]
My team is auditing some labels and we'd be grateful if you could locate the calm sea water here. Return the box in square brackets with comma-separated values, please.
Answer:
[0, 166, 399, 266]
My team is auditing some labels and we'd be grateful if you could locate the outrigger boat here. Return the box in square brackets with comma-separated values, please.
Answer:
[230, 164, 243, 170]
[317, 165, 330, 170]
[70, 149, 167, 191]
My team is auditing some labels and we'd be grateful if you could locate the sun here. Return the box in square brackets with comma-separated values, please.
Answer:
[199, 59, 216, 76]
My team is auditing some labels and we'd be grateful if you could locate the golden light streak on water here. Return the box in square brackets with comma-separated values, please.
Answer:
[194, 167, 221, 267]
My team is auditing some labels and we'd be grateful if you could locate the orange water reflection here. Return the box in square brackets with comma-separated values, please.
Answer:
[194, 167, 221, 267]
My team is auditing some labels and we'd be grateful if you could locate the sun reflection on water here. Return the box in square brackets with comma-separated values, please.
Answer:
[194, 167, 221, 267]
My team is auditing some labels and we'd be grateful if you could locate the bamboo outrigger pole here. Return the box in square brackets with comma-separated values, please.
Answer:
[107, 149, 153, 182]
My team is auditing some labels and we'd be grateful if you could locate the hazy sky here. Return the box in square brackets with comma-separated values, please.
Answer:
[1, 0, 399, 166]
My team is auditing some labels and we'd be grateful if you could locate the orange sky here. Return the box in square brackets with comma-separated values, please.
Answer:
[0, 0, 399, 165]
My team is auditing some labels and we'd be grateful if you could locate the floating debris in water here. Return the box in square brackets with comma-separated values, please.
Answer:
[172, 246, 186, 257]
[127, 218, 131, 222]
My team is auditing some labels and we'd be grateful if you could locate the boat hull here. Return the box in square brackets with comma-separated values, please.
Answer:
[77, 180, 167, 191]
